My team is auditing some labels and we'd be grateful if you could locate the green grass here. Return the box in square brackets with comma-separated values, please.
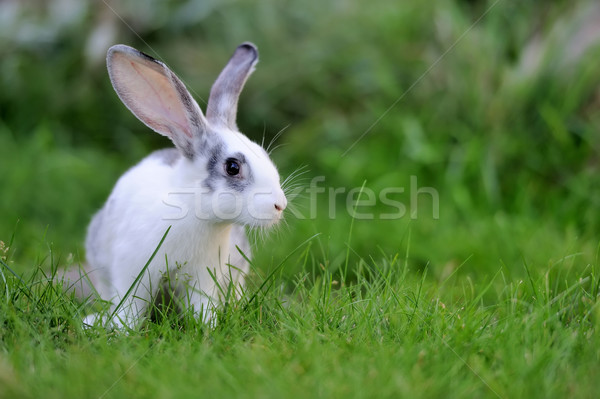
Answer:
[2, 0, 600, 397]
[1, 234, 599, 398]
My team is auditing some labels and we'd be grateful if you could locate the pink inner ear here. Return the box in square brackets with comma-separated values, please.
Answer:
[113, 54, 193, 139]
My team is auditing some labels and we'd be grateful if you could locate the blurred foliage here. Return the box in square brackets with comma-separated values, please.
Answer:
[1, 0, 599, 280]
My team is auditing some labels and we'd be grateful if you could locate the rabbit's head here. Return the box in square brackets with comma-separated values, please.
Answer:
[107, 43, 286, 227]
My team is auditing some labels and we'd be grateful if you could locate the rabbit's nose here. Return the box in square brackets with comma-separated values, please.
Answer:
[274, 192, 287, 212]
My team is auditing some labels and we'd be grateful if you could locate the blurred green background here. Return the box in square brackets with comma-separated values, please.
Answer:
[1, 0, 599, 282]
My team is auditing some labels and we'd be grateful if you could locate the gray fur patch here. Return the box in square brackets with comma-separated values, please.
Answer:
[85, 208, 104, 262]
[206, 43, 258, 129]
[171, 71, 203, 131]
[202, 147, 254, 192]
[203, 143, 224, 191]
[167, 125, 195, 160]
[226, 152, 253, 192]
[169, 69, 206, 161]
[149, 148, 181, 166]
[58, 265, 97, 301]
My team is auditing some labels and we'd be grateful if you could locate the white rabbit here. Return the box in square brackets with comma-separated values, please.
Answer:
[76, 42, 286, 328]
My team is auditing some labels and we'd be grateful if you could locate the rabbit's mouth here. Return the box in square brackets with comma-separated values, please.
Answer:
[231, 200, 285, 228]
[241, 209, 285, 228]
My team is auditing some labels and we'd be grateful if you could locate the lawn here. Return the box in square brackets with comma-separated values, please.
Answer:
[1, 1, 600, 398]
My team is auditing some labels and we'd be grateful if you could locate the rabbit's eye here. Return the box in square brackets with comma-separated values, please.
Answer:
[225, 158, 241, 176]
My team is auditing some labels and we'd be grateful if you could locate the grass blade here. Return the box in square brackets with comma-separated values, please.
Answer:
[109, 226, 171, 322]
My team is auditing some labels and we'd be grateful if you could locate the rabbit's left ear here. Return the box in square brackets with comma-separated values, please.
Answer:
[206, 42, 258, 130]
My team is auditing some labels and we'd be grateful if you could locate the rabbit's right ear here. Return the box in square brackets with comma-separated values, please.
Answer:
[107, 45, 207, 159]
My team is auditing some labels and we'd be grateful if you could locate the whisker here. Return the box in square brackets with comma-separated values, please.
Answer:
[261, 121, 267, 148]
[266, 124, 291, 153]
[281, 165, 310, 188]
[268, 143, 290, 155]
[282, 178, 310, 191]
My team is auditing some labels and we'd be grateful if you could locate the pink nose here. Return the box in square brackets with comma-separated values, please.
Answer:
[274, 191, 287, 212]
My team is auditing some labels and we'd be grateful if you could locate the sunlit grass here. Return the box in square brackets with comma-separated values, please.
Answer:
[1, 231, 599, 398]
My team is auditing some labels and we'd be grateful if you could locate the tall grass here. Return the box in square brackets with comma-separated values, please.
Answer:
[1, 231, 599, 398]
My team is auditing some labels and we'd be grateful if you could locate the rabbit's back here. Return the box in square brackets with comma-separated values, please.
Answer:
[85, 151, 188, 293]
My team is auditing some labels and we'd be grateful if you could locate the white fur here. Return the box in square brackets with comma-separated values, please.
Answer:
[82, 43, 286, 328]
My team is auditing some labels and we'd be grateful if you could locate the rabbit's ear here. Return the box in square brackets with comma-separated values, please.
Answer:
[107, 45, 207, 159]
[206, 42, 258, 130]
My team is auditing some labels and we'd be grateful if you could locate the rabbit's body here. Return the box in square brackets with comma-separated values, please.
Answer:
[85, 151, 246, 325]
[76, 42, 286, 328]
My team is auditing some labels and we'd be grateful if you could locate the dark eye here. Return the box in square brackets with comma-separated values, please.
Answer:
[225, 158, 241, 176]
